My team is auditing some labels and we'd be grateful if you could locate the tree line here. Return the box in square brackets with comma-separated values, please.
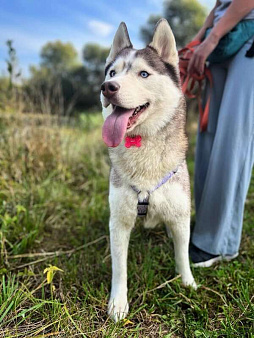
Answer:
[0, 0, 206, 116]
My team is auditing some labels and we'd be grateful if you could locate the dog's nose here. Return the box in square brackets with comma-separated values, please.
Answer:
[101, 81, 120, 98]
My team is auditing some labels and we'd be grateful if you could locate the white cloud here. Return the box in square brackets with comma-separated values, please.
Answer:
[0, 26, 48, 55]
[88, 20, 114, 37]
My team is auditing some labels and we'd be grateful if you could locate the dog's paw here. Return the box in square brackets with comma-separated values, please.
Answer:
[182, 277, 197, 290]
[108, 296, 129, 322]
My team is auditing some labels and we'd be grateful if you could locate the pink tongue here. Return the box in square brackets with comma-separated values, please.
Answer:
[102, 106, 135, 147]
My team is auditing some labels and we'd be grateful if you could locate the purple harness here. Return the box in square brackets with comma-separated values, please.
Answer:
[131, 165, 179, 217]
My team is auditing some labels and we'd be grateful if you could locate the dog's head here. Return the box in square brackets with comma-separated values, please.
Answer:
[101, 19, 182, 148]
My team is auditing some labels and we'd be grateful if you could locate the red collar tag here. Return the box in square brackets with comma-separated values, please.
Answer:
[125, 135, 142, 148]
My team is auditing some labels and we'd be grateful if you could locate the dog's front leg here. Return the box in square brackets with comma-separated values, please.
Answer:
[108, 217, 134, 321]
[107, 184, 136, 322]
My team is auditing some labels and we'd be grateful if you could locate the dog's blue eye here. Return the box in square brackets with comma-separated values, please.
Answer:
[110, 70, 116, 77]
[140, 71, 149, 78]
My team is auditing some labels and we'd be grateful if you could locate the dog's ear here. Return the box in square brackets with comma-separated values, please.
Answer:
[106, 22, 132, 65]
[149, 19, 178, 65]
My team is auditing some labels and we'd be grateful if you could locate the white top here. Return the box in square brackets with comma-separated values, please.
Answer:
[214, 0, 254, 24]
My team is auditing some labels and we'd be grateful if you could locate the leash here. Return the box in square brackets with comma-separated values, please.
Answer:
[178, 40, 213, 132]
[131, 165, 179, 217]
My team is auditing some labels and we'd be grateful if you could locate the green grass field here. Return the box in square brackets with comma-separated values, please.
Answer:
[0, 112, 253, 337]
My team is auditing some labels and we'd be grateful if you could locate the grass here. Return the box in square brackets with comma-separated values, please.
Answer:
[0, 111, 253, 337]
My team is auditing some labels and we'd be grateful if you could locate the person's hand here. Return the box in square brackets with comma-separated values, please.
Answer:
[188, 36, 219, 75]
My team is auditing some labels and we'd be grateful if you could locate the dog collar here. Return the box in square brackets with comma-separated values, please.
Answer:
[131, 165, 180, 217]
[125, 135, 142, 148]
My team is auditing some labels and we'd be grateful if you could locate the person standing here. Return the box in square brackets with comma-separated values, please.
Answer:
[188, 0, 254, 267]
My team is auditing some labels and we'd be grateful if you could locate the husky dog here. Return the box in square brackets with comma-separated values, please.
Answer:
[101, 19, 196, 322]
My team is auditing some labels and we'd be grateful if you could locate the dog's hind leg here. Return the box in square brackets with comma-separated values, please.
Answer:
[167, 217, 197, 289]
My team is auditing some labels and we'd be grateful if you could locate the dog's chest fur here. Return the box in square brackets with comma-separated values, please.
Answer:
[108, 102, 190, 225]
[109, 105, 188, 191]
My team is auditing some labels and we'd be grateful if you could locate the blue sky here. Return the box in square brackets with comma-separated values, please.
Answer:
[0, 0, 214, 77]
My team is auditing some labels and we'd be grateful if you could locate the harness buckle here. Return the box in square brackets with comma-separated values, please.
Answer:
[137, 192, 150, 217]
[137, 200, 149, 217]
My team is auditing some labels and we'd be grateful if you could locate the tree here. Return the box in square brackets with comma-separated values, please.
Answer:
[6, 40, 21, 89]
[140, 0, 207, 48]
[82, 44, 110, 108]
[26, 42, 80, 115]
[0, 41, 23, 112]
[140, 15, 162, 46]
[83, 43, 109, 71]
[40, 41, 78, 74]
[24, 42, 109, 115]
